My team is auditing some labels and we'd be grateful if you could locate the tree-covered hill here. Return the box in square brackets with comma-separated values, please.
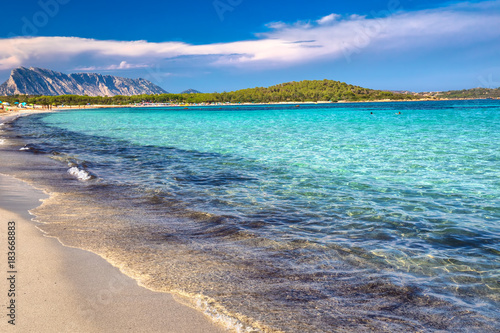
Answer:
[212, 80, 416, 103]
[433, 87, 500, 99]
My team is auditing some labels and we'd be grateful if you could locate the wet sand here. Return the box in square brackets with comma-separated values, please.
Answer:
[0, 172, 227, 332]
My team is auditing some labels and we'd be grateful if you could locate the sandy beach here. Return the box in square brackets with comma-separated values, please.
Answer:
[0, 175, 227, 333]
[0, 110, 227, 332]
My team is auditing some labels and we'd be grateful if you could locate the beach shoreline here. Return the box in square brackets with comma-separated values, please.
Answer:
[0, 108, 228, 333]
[1, 96, 498, 116]
[0, 173, 227, 333]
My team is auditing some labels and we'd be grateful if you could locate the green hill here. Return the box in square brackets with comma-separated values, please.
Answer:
[205, 80, 415, 103]
[434, 87, 500, 99]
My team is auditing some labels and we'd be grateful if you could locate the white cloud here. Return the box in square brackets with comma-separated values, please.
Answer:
[113, 61, 146, 69]
[349, 14, 367, 21]
[0, 1, 499, 72]
[75, 61, 150, 71]
[316, 14, 341, 25]
[0, 55, 22, 70]
[265, 21, 287, 30]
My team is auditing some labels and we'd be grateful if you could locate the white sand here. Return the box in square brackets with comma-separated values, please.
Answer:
[0, 174, 227, 332]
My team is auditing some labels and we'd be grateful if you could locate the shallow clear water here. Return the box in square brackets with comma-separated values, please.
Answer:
[4, 101, 500, 332]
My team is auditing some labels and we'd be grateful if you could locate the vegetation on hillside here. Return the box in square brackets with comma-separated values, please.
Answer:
[0, 80, 417, 105]
[2, 80, 498, 106]
[434, 87, 500, 99]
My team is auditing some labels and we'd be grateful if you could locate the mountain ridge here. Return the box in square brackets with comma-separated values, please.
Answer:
[181, 89, 202, 94]
[0, 67, 167, 96]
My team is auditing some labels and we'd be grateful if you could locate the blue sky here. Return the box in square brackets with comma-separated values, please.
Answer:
[1, 0, 499, 93]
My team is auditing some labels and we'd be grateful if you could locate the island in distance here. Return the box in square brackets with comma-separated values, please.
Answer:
[181, 89, 202, 94]
[0, 67, 168, 97]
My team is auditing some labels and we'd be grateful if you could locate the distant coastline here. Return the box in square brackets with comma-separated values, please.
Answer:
[2, 95, 498, 111]
[2, 97, 500, 116]
[2, 75, 499, 108]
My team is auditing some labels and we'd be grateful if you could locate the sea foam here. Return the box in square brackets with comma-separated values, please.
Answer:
[67, 166, 94, 181]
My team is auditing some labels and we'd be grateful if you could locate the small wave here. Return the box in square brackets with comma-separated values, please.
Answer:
[173, 293, 265, 333]
[19, 144, 45, 153]
[50, 153, 95, 182]
[68, 166, 94, 181]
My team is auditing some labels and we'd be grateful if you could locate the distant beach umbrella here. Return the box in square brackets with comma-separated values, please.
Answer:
[14, 102, 19, 104]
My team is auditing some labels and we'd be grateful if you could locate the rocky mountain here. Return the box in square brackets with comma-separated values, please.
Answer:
[181, 89, 202, 94]
[0, 67, 168, 96]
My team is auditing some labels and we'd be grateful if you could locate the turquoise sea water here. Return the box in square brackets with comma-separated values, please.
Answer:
[6, 101, 500, 332]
